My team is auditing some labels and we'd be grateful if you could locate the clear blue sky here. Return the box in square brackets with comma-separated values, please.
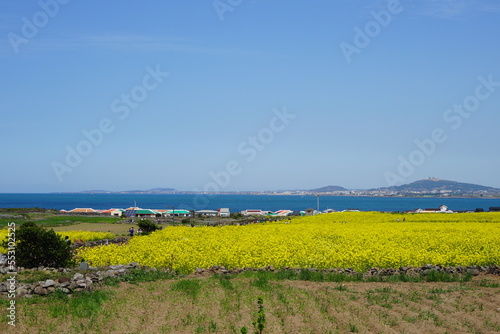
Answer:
[1, 0, 500, 192]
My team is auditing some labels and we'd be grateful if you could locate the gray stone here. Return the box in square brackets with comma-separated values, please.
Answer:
[79, 262, 89, 270]
[73, 273, 84, 280]
[60, 282, 70, 288]
[58, 277, 71, 284]
[33, 286, 48, 295]
[43, 279, 56, 288]
[467, 269, 480, 276]
[76, 279, 87, 287]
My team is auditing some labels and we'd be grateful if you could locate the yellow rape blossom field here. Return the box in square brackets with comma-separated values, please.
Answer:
[78, 212, 500, 274]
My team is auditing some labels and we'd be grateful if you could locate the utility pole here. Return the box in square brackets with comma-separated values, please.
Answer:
[316, 194, 320, 213]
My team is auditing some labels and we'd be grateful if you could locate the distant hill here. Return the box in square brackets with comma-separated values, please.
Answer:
[79, 190, 111, 193]
[79, 188, 176, 194]
[310, 185, 347, 192]
[145, 188, 177, 193]
[376, 178, 500, 194]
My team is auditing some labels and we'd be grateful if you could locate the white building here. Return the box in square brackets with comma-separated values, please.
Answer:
[219, 208, 230, 217]
[196, 210, 219, 217]
[110, 209, 124, 217]
[241, 209, 265, 216]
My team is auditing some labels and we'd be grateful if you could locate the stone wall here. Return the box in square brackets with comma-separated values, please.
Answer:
[193, 264, 500, 277]
[1, 261, 498, 298]
[0, 262, 147, 298]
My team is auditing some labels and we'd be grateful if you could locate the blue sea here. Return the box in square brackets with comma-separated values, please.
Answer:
[0, 193, 499, 213]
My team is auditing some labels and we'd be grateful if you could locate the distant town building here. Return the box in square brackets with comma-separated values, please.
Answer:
[195, 210, 219, 217]
[304, 208, 317, 216]
[241, 209, 265, 216]
[134, 209, 161, 218]
[110, 209, 124, 217]
[68, 208, 100, 213]
[421, 205, 452, 213]
[218, 208, 230, 217]
[163, 209, 190, 217]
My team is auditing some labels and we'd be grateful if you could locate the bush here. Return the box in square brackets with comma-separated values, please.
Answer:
[137, 219, 159, 235]
[230, 212, 242, 219]
[14, 222, 74, 268]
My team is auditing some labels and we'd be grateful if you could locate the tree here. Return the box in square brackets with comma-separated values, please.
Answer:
[137, 219, 159, 235]
[15, 222, 74, 268]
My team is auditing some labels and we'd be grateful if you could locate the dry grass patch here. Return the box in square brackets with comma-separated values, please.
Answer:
[1, 275, 499, 333]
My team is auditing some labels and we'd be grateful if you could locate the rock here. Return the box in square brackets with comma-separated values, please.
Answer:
[33, 286, 48, 295]
[76, 280, 87, 288]
[43, 280, 56, 288]
[60, 281, 70, 288]
[79, 262, 89, 270]
[467, 269, 480, 276]
[73, 273, 84, 281]
[16, 287, 28, 298]
[58, 277, 71, 284]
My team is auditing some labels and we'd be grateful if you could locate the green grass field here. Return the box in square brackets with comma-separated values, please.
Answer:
[0, 211, 123, 229]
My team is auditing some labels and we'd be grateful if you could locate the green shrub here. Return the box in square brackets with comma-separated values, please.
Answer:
[14, 222, 74, 268]
[137, 219, 159, 235]
[230, 212, 242, 219]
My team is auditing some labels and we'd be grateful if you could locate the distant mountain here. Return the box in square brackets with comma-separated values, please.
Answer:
[145, 188, 177, 193]
[375, 178, 500, 194]
[79, 188, 176, 194]
[79, 190, 112, 193]
[310, 185, 348, 193]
